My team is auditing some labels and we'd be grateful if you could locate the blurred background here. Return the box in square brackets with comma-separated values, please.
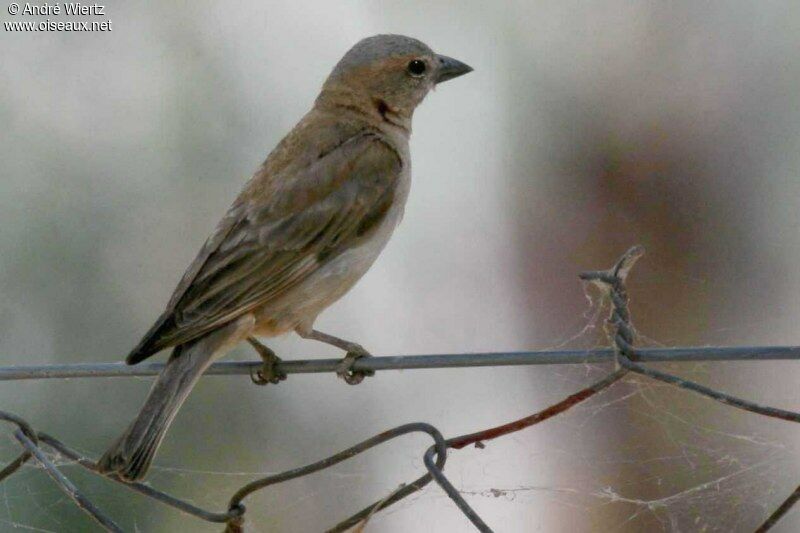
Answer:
[2, 1, 800, 531]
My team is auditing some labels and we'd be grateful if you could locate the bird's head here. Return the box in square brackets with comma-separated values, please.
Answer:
[318, 34, 472, 128]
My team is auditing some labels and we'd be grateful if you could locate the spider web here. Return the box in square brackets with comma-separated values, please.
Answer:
[0, 292, 798, 532]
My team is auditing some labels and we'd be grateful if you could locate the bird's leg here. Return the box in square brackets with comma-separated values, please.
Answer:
[247, 337, 287, 386]
[296, 328, 375, 385]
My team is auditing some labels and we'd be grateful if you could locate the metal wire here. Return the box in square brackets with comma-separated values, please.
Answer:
[580, 246, 800, 533]
[39, 432, 239, 524]
[423, 444, 492, 532]
[226, 422, 448, 533]
[14, 430, 123, 532]
[0, 245, 798, 532]
[0, 345, 799, 381]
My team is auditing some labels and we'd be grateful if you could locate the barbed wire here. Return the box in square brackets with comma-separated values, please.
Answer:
[1, 245, 799, 532]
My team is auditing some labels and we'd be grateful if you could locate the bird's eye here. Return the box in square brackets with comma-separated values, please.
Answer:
[407, 59, 427, 77]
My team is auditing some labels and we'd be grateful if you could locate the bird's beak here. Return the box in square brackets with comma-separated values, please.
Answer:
[435, 55, 473, 84]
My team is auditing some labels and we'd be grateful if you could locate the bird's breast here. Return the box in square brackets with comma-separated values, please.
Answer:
[253, 162, 411, 335]
[330, 161, 411, 276]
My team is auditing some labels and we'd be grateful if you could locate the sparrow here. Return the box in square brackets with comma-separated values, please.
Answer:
[97, 34, 472, 481]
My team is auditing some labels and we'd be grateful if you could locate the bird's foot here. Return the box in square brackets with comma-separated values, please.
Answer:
[336, 346, 375, 385]
[247, 337, 287, 386]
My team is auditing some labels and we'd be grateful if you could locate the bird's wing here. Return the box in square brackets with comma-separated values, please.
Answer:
[127, 132, 402, 363]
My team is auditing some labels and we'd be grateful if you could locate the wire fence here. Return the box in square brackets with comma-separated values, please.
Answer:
[1, 245, 799, 532]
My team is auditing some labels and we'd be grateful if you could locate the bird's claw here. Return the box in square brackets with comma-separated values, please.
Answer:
[336, 348, 374, 385]
[247, 338, 287, 386]
[250, 361, 287, 386]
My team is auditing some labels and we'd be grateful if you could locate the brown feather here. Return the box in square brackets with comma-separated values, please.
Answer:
[127, 120, 401, 363]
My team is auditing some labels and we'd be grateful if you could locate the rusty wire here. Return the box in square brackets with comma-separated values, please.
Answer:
[1, 245, 799, 532]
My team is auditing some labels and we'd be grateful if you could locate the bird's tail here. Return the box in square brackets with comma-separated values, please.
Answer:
[97, 318, 251, 481]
